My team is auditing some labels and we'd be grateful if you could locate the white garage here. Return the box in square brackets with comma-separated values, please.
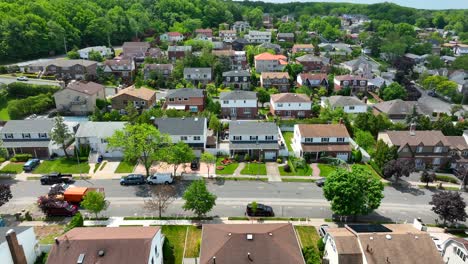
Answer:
[264, 151, 277, 160]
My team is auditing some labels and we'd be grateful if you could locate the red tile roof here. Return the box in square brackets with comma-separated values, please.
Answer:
[254, 52, 287, 61]
[168, 32, 183, 36]
[334, 74, 367, 81]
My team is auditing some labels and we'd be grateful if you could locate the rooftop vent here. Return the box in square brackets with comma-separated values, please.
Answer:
[269, 233, 273, 236]
[385, 234, 392, 240]
[246, 234, 253, 240]
[247, 252, 253, 262]
[228, 233, 232, 236]
[98, 250, 105, 257]
[77, 253, 85, 264]
[55, 238, 59, 245]
[369, 236, 374, 240]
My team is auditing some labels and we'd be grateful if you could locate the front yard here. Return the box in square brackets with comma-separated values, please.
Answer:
[215, 157, 239, 175]
[282, 131, 294, 152]
[114, 160, 136, 173]
[240, 162, 267, 175]
[279, 160, 312, 176]
[34, 158, 90, 174]
[0, 162, 24, 174]
[317, 164, 336, 177]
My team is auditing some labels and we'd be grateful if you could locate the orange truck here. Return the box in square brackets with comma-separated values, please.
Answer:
[63, 187, 105, 203]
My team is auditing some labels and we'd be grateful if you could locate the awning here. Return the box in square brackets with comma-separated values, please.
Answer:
[166, 105, 186, 110]
[3, 140, 50, 148]
[301, 144, 352, 153]
[229, 142, 279, 150]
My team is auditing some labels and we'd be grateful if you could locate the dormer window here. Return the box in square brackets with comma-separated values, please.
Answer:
[416, 146, 423, 153]
[22, 133, 31, 139]
[4, 134, 13, 139]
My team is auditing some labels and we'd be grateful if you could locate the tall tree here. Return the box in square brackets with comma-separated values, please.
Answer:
[123, 102, 139, 124]
[0, 184, 12, 207]
[323, 166, 384, 219]
[108, 124, 171, 177]
[50, 115, 73, 158]
[144, 185, 176, 218]
[182, 180, 217, 218]
[81, 191, 109, 218]
[373, 140, 398, 170]
[209, 115, 222, 135]
[201, 152, 216, 178]
[381, 83, 407, 101]
[420, 170, 435, 187]
[256, 88, 270, 107]
[164, 142, 195, 177]
[383, 159, 415, 182]
[430, 191, 467, 226]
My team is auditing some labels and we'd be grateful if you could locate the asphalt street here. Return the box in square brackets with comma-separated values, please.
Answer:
[1, 179, 466, 224]
[0, 76, 61, 86]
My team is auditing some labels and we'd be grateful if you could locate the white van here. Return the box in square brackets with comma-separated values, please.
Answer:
[147, 173, 174, 185]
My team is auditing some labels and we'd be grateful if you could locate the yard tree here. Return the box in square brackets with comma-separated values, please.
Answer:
[451, 55, 468, 71]
[420, 170, 436, 187]
[354, 129, 376, 154]
[382, 159, 415, 182]
[382, 83, 407, 101]
[51, 115, 73, 159]
[430, 191, 467, 226]
[373, 140, 397, 170]
[201, 152, 216, 178]
[81, 191, 109, 219]
[123, 102, 139, 124]
[108, 123, 171, 177]
[0, 139, 8, 159]
[164, 141, 195, 177]
[256, 87, 270, 107]
[144, 185, 176, 218]
[209, 115, 221, 135]
[0, 184, 12, 207]
[182, 180, 217, 218]
[323, 167, 384, 219]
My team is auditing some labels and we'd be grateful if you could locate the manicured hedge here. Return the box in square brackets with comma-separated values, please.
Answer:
[7, 82, 59, 98]
[11, 154, 32, 162]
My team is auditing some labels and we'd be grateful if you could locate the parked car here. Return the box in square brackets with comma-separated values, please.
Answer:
[44, 203, 78, 217]
[315, 178, 326, 187]
[120, 174, 146, 185]
[23, 158, 40, 172]
[246, 203, 274, 217]
[40, 172, 73, 185]
[147, 173, 173, 185]
[16, 76, 28, 81]
[319, 224, 329, 238]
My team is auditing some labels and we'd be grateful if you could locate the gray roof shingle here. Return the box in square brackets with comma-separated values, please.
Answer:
[229, 121, 278, 135]
[75, 122, 127, 139]
[1, 120, 54, 134]
[166, 88, 204, 98]
[220, 91, 257, 100]
[154, 117, 206, 135]
[222, 70, 250, 77]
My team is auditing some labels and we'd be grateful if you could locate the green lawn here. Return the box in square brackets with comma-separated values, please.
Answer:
[215, 158, 239, 175]
[240, 163, 267, 175]
[352, 164, 381, 179]
[317, 164, 336, 177]
[295, 226, 320, 249]
[282, 132, 294, 152]
[114, 160, 136, 173]
[279, 160, 312, 176]
[33, 158, 90, 174]
[0, 162, 24, 174]
[0, 100, 10, 120]
[184, 226, 202, 258]
[162, 225, 188, 264]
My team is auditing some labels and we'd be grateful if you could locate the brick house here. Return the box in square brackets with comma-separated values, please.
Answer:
[446, 134, 468, 169]
[254, 53, 287, 73]
[54, 81, 105, 115]
[143, 64, 173, 80]
[270, 93, 312, 118]
[102, 59, 136, 81]
[163, 88, 206, 113]
[220, 91, 258, 119]
[28, 59, 97, 80]
[260, 72, 290, 92]
[222, 70, 250, 90]
[297, 73, 328, 88]
[295, 55, 330, 73]
[333, 74, 368, 93]
[168, 46, 192, 62]
[111, 86, 156, 111]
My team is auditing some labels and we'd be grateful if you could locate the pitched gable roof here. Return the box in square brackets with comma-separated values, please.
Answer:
[112, 86, 156, 101]
[166, 88, 205, 98]
[297, 124, 350, 138]
[220, 90, 257, 100]
[254, 52, 286, 61]
[261, 72, 289, 79]
[270, 93, 310, 103]
[326, 96, 366, 107]
[380, 130, 450, 146]
[154, 117, 206, 135]
[373, 99, 431, 116]
[1, 120, 54, 134]
[299, 73, 327, 81]
[65, 81, 104, 95]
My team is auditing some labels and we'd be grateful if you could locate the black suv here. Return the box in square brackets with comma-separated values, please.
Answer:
[40, 173, 73, 185]
[120, 174, 146, 185]
[246, 203, 274, 217]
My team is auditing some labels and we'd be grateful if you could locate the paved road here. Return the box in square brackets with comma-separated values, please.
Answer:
[0, 76, 61, 87]
[1, 179, 466, 224]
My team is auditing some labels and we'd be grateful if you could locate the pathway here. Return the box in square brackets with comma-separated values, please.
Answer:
[266, 162, 282, 182]
[232, 162, 245, 176]
[310, 163, 321, 177]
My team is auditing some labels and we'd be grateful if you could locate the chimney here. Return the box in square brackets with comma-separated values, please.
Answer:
[409, 122, 416, 136]
[6, 229, 27, 264]
[213, 256, 216, 264]
[247, 252, 253, 262]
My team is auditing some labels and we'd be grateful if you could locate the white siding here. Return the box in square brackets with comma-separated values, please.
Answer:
[299, 137, 350, 144]
[270, 100, 312, 111]
[0, 228, 38, 264]
[221, 99, 257, 108]
[442, 240, 468, 264]
[343, 105, 367, 113]
[229, 134, 278, 142]
[147, 230, 164, 264]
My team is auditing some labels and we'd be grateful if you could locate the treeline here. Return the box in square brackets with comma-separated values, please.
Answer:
[7, 82, 59, 98]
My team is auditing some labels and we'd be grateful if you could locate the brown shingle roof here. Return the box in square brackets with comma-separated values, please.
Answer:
[113, 86, 156, 101]
[66, 81, 104, 95]
[297, 124, 350, 138]
[200, 223, 305, 264]
[47, 227, 161, 264]
[270, 93, 310, 103]
[446, 136, 468, 150]
[380, 130, 449, 146]
[335, 74, 367, 81]
[261, 72, 290, 79]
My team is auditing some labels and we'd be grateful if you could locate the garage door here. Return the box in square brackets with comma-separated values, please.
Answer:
[336, 153, 349, 161]
[264, 151, 277, 160]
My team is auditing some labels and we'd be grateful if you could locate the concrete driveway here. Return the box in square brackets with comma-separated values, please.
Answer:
[266, 162, 282, 182]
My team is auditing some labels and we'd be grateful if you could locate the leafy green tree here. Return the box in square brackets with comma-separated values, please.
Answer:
[373, 140, 397, 170]
[201, 152, 216, 178]
[51, 115, 73, 158]
[164, 142, 195, 177]
[382, 83, 407, 101]
[451, 55, 468, 71]
[81, 191, 109, 219]
[426, 55, 444, 69]
[108, 124, 171, 177]
[182, 180, 217, 218]
[88, 50, 104, 62]
[67, 50, 80, 59]
[354, 130, 376, 154]
[246, 8, 263, 28]
[209, 115, 221, 134]
[123, 102, 139, 124]
[256, 87, 270, 107]
[323, 166, 384, 218]
[0, 139, 8, 160]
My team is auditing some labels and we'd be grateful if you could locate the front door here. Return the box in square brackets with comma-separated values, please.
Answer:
[231, 108, 237, 117]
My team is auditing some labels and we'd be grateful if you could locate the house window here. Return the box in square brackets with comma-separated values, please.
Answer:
[243, 77, 247, 81]
[321, 138, 329, 142]
[22, 133, 31, 139]
[277, 103, 283, 107]
[226, 77, 231, 81]
[343, 81, 349, 86]
[434, 146, 443, 153]
[450, 150, 457, 156]
[189, 106, 198, 112]
[123, 100, 128, 105]
[180, 136, 188, 141]
[178, 98, 182, 101]
[234, 77, 239, 81]
[243, 100, 246, 103]
[402, 147, 410, 152]
[433, 158, 441, 165]
[233, 136, 242, 140]
[349, 106, 355, 110]
[101, 139, 108, 144]
[416, 146, 423, 153]
[169, 98, 175, 102]
[194, 136, 201, 141]
[4, 134, 13, 139]
[305, 138, 312, 143]
[360, 81, 366, 86]
[223, 100, 229, 104]
[184, 98, 188, 101]
[337, 138, 345, 142]
[250, 136, 258, 140]
[265, 135, 273, 140]
[141, 101, 146, 106]
[39, 133, 47, 138]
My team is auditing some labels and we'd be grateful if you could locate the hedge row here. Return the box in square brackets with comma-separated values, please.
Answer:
[8, 94, 54, 119]
[7, 82, 59, 98]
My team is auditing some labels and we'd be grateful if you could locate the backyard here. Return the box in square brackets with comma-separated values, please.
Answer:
[34, 158, 90, 174]
[279, 160, 312, 176]
[240, 162, 267, 175]
[114, 160, 136, 173]
[0, 162, 24, 174]
[162, 225, 202, 264]
[215, 157, 239, 175]
[295, 226, 320, 249]
[282, 132, 294, 152]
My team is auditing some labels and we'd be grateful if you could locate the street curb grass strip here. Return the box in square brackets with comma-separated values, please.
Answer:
[26, 176, 91, 180]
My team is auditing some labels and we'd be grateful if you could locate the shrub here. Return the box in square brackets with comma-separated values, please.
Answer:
[317, 238, 325, 252]
[284, 164, 291, 172]
[7, 82, 59, 98]
[234, 154, 240, 162]
[10, 154, 32, 162]
[435, 175, 458, 184]
[65, 212, 84, 232]
[353, 150, 362, 163]
[244, 153, 250, 162]
[302, 246, 321, 264]
[277, 158, 282, 163]
[8, 94, 54, 119]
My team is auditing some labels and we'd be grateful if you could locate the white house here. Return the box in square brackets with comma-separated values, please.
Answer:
[0, 227, 39, 264]
[220, 91, 258, 119]
[219, 30, 237, 43]
[270, 93, 312, 118]
[75, 121, 126, 159]
[245, 30, 272, 43]
[154, 117, 207, 152]
[441, 237, 468, 264]
[160, 32, 184, 42]
[78, 46, 112, 59]
[229, 121, 280, 160]
[320, 96, 368, 114]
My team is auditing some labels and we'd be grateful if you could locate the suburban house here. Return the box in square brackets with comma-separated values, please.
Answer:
[27, 59, 97, 80]
[220, 91, 258, 119]
[277, 32, 294, 42]
[292, 44, 314, 54]
[0, 227, 39, 264]
[441, 237, 468, 264]
[260, 72, 290, 92]
[167, 46, 192, 62]
[229, 121, 280, 160]
[297, 73, 328, 88]
[372, 99, 432, 122]
[323, 224, 443, 264]
[160, 32, 184, 42]
[341, 56, 380, 78]
[232, 38, 249, 51]
[320, 96, 368, 114]
[102, 59, 136, 81]
[183, 68, 212, 85]
[122, 42, 150, 61]
[270, 93, 312, 118]
[0, 120, 55, 158]
[333, 74, 368, 92]
[75, 121, 126, 159]
[259, 42, 281, 54]
[446, 134, 468, 169]
[47, 227, 164, 264]
[195, 28, 213, 40]
[78, 46, 112, 60]
[212, 50, 247, 70]
[163, 88, 206, 112]
[292, 124, 352, 161]
[54, 81, 106, 115]
[254, 53, 287, 73]
[111, 86, 156, 111]
[377, 128, 451, 170]
[295, 54, 330, 73]
[222, 70, 250, 90]
[154, 117, 207, 152]
[232, 21, 250, 32]
[245, 30, 272, 43]
[199, 224, 305, 264]
[219, 30, 237, 43]
[143, 64, 174, 80]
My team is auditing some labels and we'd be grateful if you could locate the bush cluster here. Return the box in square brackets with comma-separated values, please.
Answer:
[11, 154, 32, 162]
